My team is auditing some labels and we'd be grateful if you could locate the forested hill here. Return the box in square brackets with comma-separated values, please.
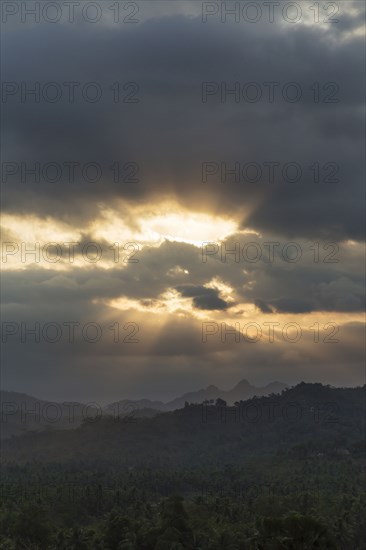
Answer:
[2, 383, 364, 466]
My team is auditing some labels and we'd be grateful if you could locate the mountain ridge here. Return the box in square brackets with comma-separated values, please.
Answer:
[104, 379, 289, 413]
[1, 379, 288, 438]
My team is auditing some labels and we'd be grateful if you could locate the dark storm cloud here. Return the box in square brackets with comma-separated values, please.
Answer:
[1, 7, 364, 240]
[265, 297, 315, 314]
[248, 269, 365, 314]
[201, 232, 365, 313]
[175, 284, 229, 310]
[254, 299, 273, 314]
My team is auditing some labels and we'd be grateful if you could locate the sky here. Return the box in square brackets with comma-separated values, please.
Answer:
[1, 0, 365, 403]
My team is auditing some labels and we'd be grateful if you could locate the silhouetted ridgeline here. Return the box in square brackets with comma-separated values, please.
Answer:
[1, 383, 364, 466]
[0, 379, 288, 439]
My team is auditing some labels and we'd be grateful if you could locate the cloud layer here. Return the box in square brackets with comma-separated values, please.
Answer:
[1, 1, 365, 399]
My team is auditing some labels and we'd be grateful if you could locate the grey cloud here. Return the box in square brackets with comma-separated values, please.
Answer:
[2, 235, 364, 314]
[1, 11, 364, 240]
[175, 284, 229, 310]
[254, 299, 273, 313]
[267, 297, 315, 314]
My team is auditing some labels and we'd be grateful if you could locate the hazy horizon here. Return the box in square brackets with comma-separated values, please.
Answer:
[2, 376, 364, 406]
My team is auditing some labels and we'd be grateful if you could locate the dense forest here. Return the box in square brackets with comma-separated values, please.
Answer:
[1, 383, 365, 549]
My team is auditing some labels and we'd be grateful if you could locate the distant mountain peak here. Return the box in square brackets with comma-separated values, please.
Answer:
[232, 379, 251, 390]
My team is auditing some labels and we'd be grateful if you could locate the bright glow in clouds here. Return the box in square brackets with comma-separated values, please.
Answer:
[1, 214, 78, 243]
[1, 202, 240, 270]
[108, 289, 195, 317]
[93, 205, 238, 247]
